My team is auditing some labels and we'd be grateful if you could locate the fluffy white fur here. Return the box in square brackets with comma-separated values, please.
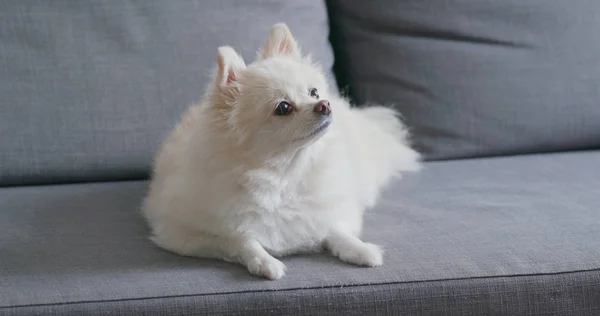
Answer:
[142, 23, 421, 280]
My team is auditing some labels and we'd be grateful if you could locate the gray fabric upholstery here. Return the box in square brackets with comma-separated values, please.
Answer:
[2, 152, 599, 314]
[0, 0, 335, 186]
[327, 0, 600, 160]
[3, 271, 599, 316]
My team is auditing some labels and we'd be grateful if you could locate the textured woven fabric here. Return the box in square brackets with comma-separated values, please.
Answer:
[327, 0, 600, 160]
[3, 271, 599, 315]
[0, 0, 335, 186]
[1, 152, 599, 314]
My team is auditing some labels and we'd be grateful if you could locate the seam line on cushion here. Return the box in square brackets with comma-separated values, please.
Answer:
[2, 267, 599, 309]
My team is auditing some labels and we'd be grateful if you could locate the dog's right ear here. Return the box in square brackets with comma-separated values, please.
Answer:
[216, 46, 246, 96]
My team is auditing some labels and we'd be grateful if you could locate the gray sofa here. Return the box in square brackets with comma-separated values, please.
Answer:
[1, 1, 599, 315]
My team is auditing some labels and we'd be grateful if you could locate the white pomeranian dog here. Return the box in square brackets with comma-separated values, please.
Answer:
[142, 23, 420, 280]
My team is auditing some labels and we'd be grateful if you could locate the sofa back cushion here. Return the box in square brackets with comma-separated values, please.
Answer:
[328, 0, 600, 160]
[0, 0, 334, 186]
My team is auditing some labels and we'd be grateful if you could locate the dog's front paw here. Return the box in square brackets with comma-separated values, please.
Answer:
[337, 242, 384, 267]
[246, 255, 286, 280]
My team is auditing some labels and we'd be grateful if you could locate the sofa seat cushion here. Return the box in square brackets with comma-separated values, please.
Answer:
[1, 151, 600, 315]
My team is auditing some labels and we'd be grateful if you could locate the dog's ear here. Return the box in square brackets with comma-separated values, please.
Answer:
[259, 23, 301, 60]
[216, 46, 246, 95]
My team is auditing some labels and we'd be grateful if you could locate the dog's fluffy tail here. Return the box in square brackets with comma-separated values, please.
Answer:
[357, 105, 421, 182]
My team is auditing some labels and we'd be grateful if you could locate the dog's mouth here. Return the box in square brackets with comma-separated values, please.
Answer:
[294, 119, 331, 142]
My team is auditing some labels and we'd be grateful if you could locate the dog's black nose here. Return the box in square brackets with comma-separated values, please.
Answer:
[313, 100, 331, 116]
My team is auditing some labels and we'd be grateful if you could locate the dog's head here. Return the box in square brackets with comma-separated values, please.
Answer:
[210, 23, 332, 155]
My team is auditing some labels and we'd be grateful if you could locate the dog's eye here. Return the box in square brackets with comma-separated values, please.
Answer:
[274, 101, 293, 116]
[309, 88, 319, 99]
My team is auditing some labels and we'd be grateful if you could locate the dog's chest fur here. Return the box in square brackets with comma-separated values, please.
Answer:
[238, 154, 350, 255]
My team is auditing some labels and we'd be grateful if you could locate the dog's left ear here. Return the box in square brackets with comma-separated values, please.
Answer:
[259, 23, 301, 60]
[216, 46, 246, 95]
